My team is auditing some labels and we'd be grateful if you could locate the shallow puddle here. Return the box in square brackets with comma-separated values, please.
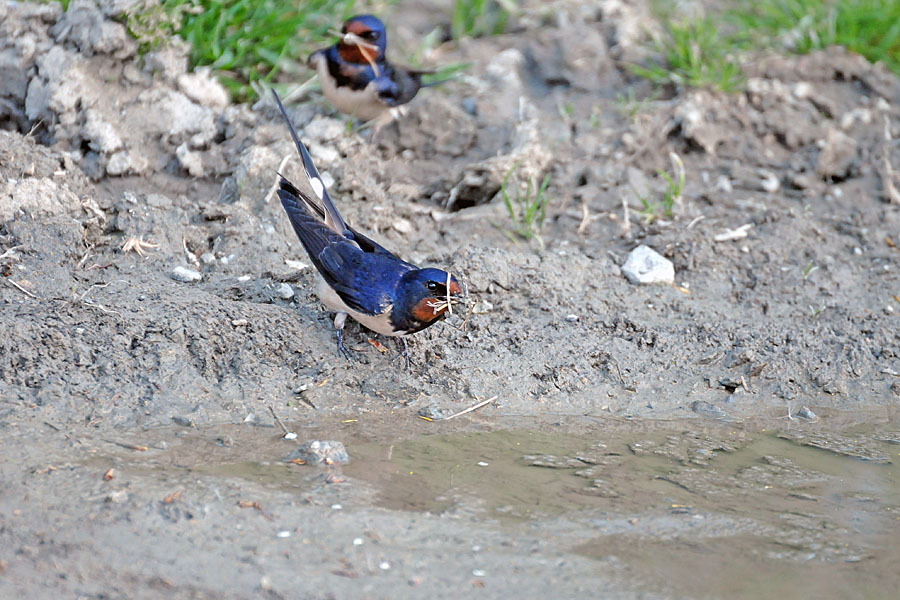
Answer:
[96, 419, 900, 598]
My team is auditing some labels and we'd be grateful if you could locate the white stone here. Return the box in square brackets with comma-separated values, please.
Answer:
[171, 266, 202, 283]
[621, 245, 674, 285]
[276, 282, 294, 300]
[177, 68, 229, 108]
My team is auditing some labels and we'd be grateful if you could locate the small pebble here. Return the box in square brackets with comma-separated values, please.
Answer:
[477, 461, 489, 467]
[622, 245, 674, 285]
[417, 405, 449, 420]
[283, 432, 298, 441]
[200, 252, 216, 264]
[331, 504, 343, 510]
[759, 170, 780, 193]
[472, 570, 486, 577]
[170, 266, 202, 283]
[565, 314, 579, 322]
[276, 282, 294, 300]
[379, 561, 391, 570]
[237, 275, 250, 282]
[276, 531, 291, 538]
[796, 406, 817, 419]
[691, 400, 727, 419]
[392, 218, 413, 234]
[472, 300, 493, 314]
[284, 441, 350, 465]
[285, 259, 309, 270]
[105, 490, 128, 504]
[353, 538, 364, 546]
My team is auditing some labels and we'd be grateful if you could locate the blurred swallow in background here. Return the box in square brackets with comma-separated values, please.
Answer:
[307, 14, 438, 121]
[271, 90, 462, 363]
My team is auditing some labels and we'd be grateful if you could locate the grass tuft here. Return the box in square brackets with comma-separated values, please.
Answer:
[499, 164, 552, 245]
[636, 153, 685, 223]
[452, 0, 512, 40]
[729, 0, 900, 73]
[631, 17, 745, 92]
[127, 0, 358, 102]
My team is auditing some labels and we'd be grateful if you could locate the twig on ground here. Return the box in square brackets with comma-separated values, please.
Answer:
[5, 279, 36, 299]
[104, 439, 149, 451]
[443, 395, 498, 421]
[268, 404, 297, 439]
[713, 223, 753, 242]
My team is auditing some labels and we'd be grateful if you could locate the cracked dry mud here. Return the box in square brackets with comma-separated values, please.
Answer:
[1, 1, 899, 598]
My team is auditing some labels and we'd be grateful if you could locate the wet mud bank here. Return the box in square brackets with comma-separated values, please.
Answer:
[1, 0, 899, 597]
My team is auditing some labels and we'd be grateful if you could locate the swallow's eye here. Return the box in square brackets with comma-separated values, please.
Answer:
[362, 30, 379, 40]
[426, 281, 438, 292]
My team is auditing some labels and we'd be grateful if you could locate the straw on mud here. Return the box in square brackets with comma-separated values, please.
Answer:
[121, 236, 159, 257]
[267, 404, 291, 436]
[686, 215, 705, 229]
[104, 439, 148, 451]
[443, 395, 498, 421]
[0, 245, 23, 260]
[281, 73, 319, 105]
[5, 278, 36, 299]
[577, 200, 591, 235]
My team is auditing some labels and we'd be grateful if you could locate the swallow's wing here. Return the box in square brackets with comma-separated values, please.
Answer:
[376, 65, 423, 107]
[278, 178, 397, 316]
[272, 89, 349, 236]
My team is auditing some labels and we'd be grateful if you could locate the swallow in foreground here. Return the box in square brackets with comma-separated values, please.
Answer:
[272, 90, 462, 363]
[308, 14, 436, 121]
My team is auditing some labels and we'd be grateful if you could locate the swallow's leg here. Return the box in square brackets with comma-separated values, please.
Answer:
[391, 337, 411, 370]
[333, 312, 353, 360]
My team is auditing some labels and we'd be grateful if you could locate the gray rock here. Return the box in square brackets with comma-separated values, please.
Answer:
[796, 406, 817, 419]
[817, 127, 858, 179]
[177, 68, 229, 108]
[621, 245, 674, 285]
[691, 400, 727, 419]
[51, 1, 136, 58]
[284, 441, 349, 465]
[417, 405, 451, 421]
[83, 108, 123, 153]
[170, 266, 202, 283]
[276, 282, 294, 300]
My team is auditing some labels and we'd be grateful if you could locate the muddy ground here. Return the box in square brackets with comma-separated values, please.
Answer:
[1, 0, 899, 598]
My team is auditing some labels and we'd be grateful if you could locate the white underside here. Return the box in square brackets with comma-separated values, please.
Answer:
[317, 278, 406, 336]
[312, 55, 389, 122]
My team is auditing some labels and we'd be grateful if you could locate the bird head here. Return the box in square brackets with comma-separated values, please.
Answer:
[338, 15, 388, 64]
[395, 268, 463, 330]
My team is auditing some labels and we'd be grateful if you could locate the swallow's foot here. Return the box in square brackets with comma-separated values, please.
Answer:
[392, 337, 411, 370]
[333, 312, 354, 361]
[335, 329, 355, 361]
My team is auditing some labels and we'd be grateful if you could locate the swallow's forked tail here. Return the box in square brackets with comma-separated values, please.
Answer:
[271, 89, 348, 236]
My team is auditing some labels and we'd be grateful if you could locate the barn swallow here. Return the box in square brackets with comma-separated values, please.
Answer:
[307, 14, 436, 121]
[271, 90, 462, 363]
